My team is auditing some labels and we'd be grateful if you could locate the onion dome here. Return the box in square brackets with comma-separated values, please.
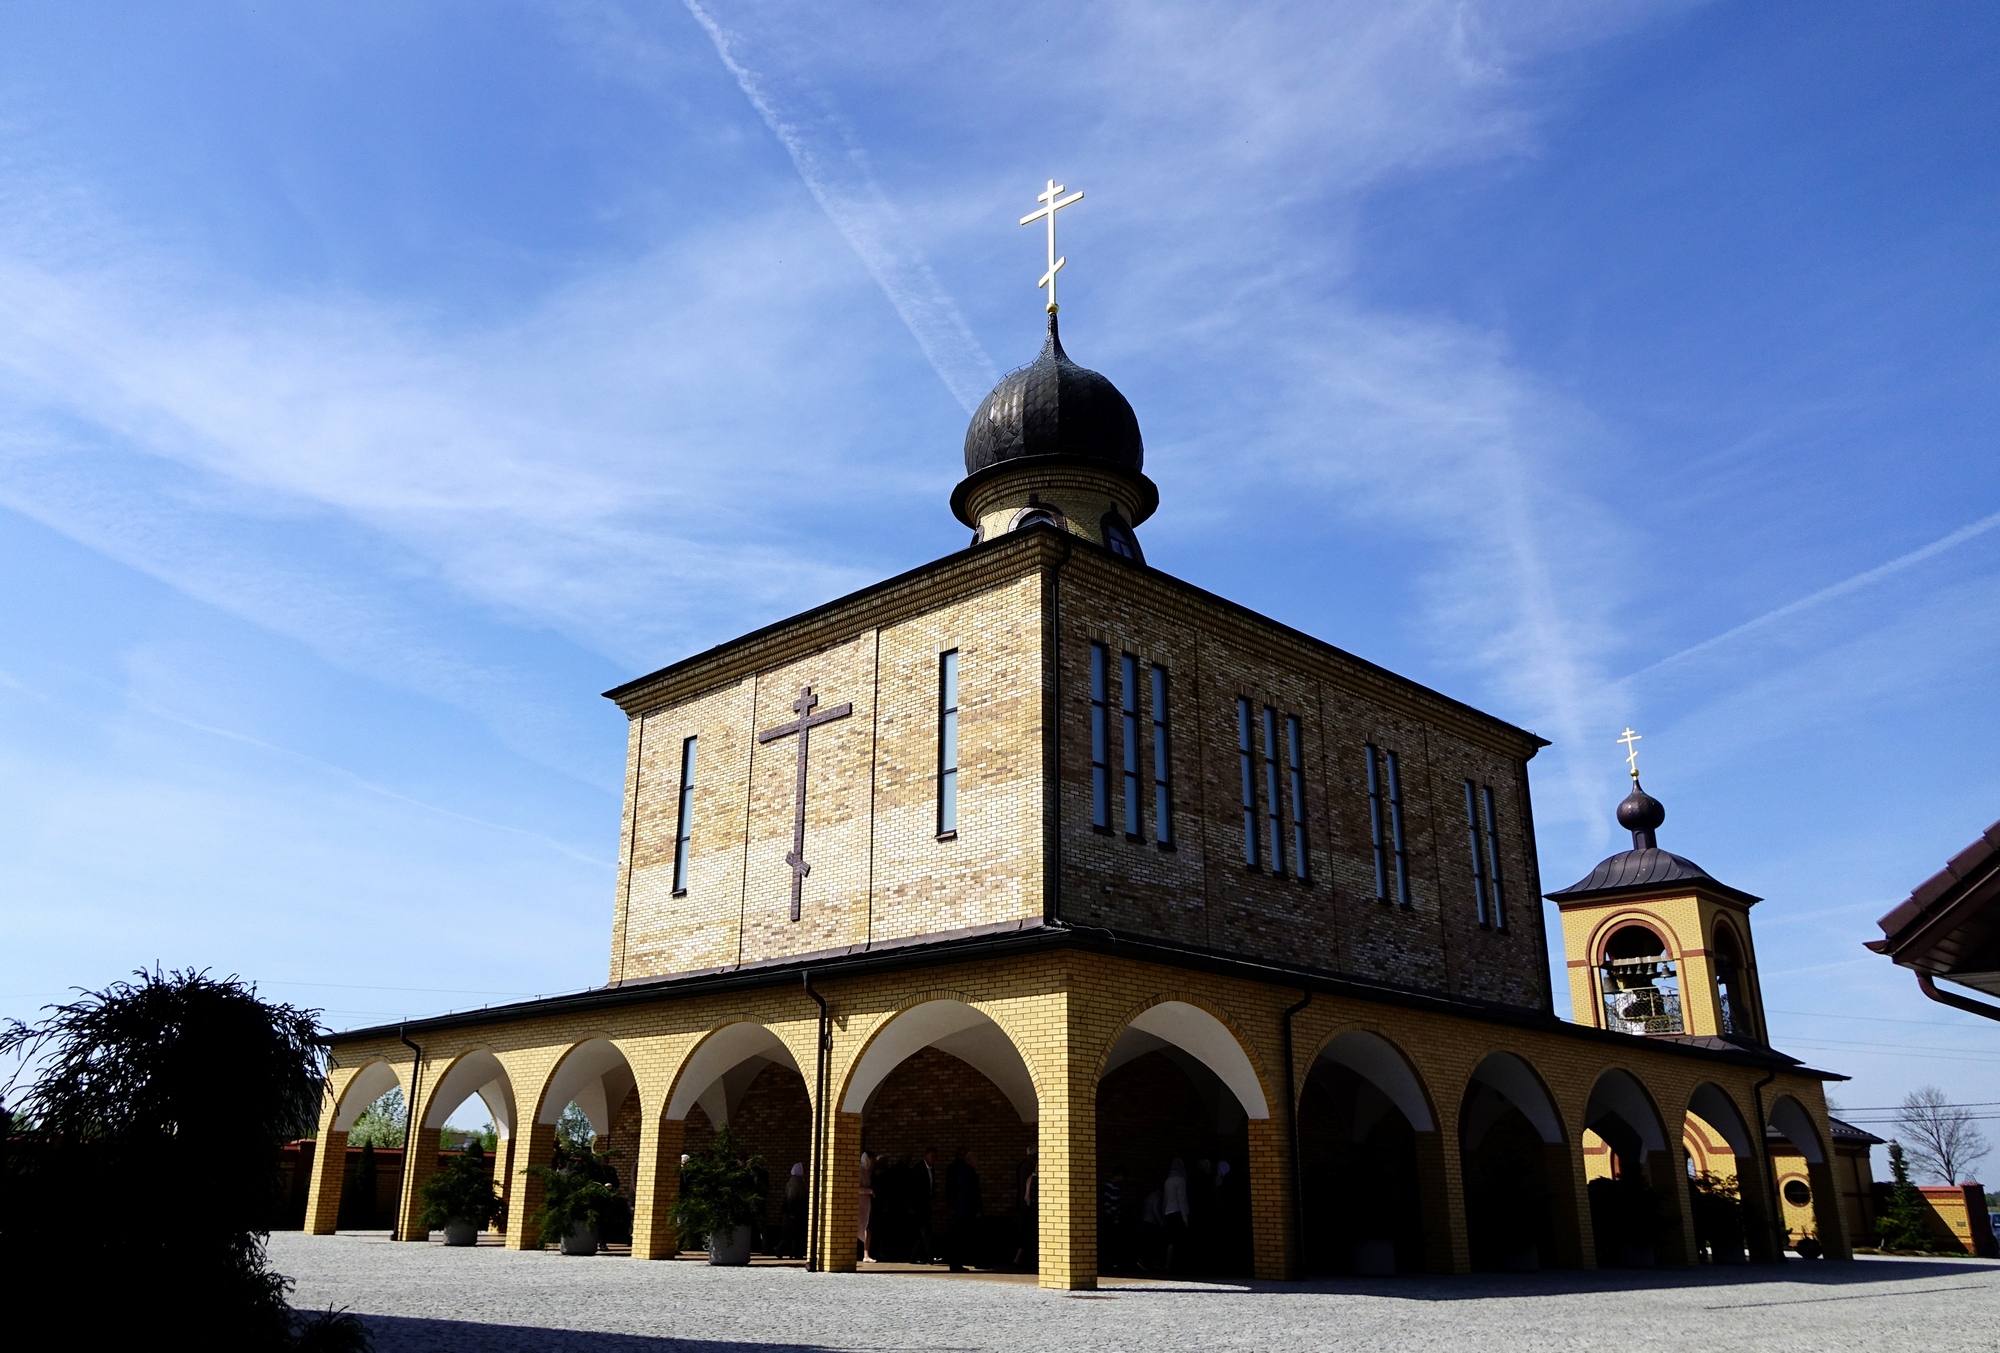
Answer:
[1547, 780, 1759, 906]
[1617, 781, 1666, 849]
[963, 313, 1143, 476]
[951, 314, 1157, 532]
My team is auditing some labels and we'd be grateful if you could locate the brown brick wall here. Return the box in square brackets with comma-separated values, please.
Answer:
[680, 1063, 813, 1230]
[861, 1046, 1036, 1224]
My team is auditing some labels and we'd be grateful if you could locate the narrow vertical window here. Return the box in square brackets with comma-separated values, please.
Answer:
[671, 735, 698, 894]
[1387, 749, 1411, 905]
[1150, 665, 1172, 846]
[1286, 715, 1308, 882]
[937, 650, 959, 837]
[1121, 654, 1142, 838]
[1366, 744, 1388, 900]
[1237, 698, 1259, 867]
[1482, 786, 1507, 931]
[1464, 779, 1489, 925]
[1090, 644, 1110, 830]
[1262, 706, 1286, 877]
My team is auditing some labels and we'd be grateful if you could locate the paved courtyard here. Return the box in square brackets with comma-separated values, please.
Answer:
[272, 1232, 2000, 1353]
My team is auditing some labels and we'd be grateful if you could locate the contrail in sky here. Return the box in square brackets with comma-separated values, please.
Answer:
[1624, 504, 2000, 683]
[681, 0, 999, 412]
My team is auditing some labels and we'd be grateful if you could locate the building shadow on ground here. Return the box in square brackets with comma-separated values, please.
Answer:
[1100, 1255, 2000, 1302]
[360, 1318, 978, 1353]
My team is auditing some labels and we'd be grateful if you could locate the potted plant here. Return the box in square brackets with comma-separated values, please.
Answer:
[673, 1125, 766, 1265]
[529, 1156, 627, 1256]
[420, 1140, 504, 1246]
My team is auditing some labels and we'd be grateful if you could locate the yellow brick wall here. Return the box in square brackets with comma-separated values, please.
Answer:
[612, 573, 1046, 983]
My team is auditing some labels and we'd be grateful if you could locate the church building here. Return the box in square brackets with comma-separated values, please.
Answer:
[304, 192, 1855, 1286]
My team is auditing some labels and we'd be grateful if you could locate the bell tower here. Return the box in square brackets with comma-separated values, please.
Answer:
[1545, 733, 1769, 1044]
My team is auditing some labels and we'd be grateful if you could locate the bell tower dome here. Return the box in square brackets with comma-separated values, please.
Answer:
[1546, 742, 1769, 1045]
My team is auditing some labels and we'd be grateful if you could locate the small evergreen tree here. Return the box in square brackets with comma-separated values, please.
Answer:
[1877, 1141, 1937, 1252]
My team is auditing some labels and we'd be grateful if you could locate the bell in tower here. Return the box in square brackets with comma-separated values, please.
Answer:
[1546, 731, 1769, 1045]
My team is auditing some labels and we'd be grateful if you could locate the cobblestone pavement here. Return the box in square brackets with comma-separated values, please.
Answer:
[270, 1232, 2000, 1353]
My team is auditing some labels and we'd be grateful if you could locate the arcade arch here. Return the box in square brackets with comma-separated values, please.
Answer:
[410, 1049, 516, 1240]
[509, 1037, 642, 1251]
[1768, 1094, 1848, 1258]
[1297, 1029, 1439, 1275]
[664, 1021, 813, 1260]
[1097, 1000, 1269, 1278]
[1580, 1068, 1690, 1267]
[837, 1000, 1039, 1270]
[1458, 1052, 1575, 1271]
[1681, 1081, 1779, 1263]
[303, 1060, 409, 1234]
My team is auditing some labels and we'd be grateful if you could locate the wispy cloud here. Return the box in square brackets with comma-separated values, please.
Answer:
[676, 0, 999, 412]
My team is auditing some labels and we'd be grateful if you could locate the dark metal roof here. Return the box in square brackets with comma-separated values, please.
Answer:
[963, 313, 1143, 478]
[1867, 817, 2000, 997]
[323, 922, 1839, 1080]
[1767, 1115, 1884, 1147]
[1546, 846, 1761, 907]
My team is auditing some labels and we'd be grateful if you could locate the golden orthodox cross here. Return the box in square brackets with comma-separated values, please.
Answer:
[1019, 178, 1084, 313]
[1617, 727, 1643, 782]
[758, 685, 853, 921]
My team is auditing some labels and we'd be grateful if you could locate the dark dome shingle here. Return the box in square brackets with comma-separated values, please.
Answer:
[963, 314, 1142, 476]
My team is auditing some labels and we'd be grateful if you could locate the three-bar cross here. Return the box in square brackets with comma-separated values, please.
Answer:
[758, 685, 854, 921]
[1020, 178, 1084, 313]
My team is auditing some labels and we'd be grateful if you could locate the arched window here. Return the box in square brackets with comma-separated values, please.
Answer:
[1600, 924, 1682, 1035]
[1010, 504, 1066, 533]
[1712, 922, 1750, 1038]
[1100, 512, 1143, 563]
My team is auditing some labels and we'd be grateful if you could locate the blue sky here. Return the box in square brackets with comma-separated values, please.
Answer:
[2, 2, 1995, 1154]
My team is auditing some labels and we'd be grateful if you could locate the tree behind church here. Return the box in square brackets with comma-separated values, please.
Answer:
[0, 969, 367, 1349]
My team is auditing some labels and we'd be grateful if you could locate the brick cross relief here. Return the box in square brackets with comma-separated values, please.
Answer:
[757, 685, 854, 922]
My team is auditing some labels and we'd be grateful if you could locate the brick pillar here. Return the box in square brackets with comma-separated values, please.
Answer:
[505, 1121, 557, 1250]
[818, 1111, 863, 1273]
[1739, 1152, 1782, 1262]
[1807, 1160, 1852, 1259]
[632, 1115, 687, 1260]
[1647, 1145, 1696, 1267]
[1246, 1116, 1292, 1281]
[1412, 1129, 1469, 1273]
[1037, 1057, 1097, 1290]
[396, 1126, 442, 1242]
[1544, 1140, 1594, 1269]
[496, 1131, 516, 1233]
[305, 1131, 348, 1235]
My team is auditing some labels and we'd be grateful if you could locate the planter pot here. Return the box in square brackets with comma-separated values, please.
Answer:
[560, 1226, 599, 1256]
[707, 1223, 755, 1266]
[1352, 1238, 1397, 1277]
[443, 1221, 478, 1248]
[1709, 1244, 1746, 1265]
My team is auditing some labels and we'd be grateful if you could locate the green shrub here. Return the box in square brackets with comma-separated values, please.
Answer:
[420, 1141, 503, 1230]
[672, 1124, 765, 1249]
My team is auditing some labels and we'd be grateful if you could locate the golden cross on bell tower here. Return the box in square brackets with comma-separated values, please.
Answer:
[1020, 178, 1084, 313]
[1617, 727, 1644, 782]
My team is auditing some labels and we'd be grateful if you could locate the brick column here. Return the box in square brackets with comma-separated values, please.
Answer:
[304, 1131, 348, 1235]
[1739, 1151, 1782, 1262]
[396, 1126, 442, 1241]
[495, 1131, 516, 1233]
[1037, 1056, 1097, 1290]
[818, 1111, 864, 1273]
[1412, 1129, 1469, 1273]
[1246, 1116, 1292, 1280]
[1807, 1160, 1852, 1259]
[1646, 1145, 1696, 1266]
[1544, 1140, 1594, 1269]
[632, 1115, 687, 1260]
[505, 1121, 558, 1250]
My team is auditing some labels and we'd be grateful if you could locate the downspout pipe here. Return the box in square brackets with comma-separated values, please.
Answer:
[804, 972, 830, 1273]
[397, 1025, 424, 1242]
[1279, 989, 1311, 1277]
[1750, 1066, 1783, 1261]
[1917, 970, 2000, 1023]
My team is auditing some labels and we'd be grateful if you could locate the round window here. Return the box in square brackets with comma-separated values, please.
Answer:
[1783, 1180, 1812, 1207]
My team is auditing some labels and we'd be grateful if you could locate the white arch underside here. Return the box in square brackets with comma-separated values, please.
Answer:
[1103, 1029, 1248, 1133]
[421, 1049, 515, 1137]
[540, 1038, 638, 1135]
[1464, 1053, 1563, 1147]
[1315, 1030, 1434, 1132]
[1688, 1083, 1756, 1158]
[1768, 1095, 1825, 1164]
[1111, 1002, 1269, 1119]
[842, 1001, 1038, 1122]
[669, 1023, 804, 1123]
[1585, 1069, 1667, 1159]
[331, 1061, 403, 1132]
